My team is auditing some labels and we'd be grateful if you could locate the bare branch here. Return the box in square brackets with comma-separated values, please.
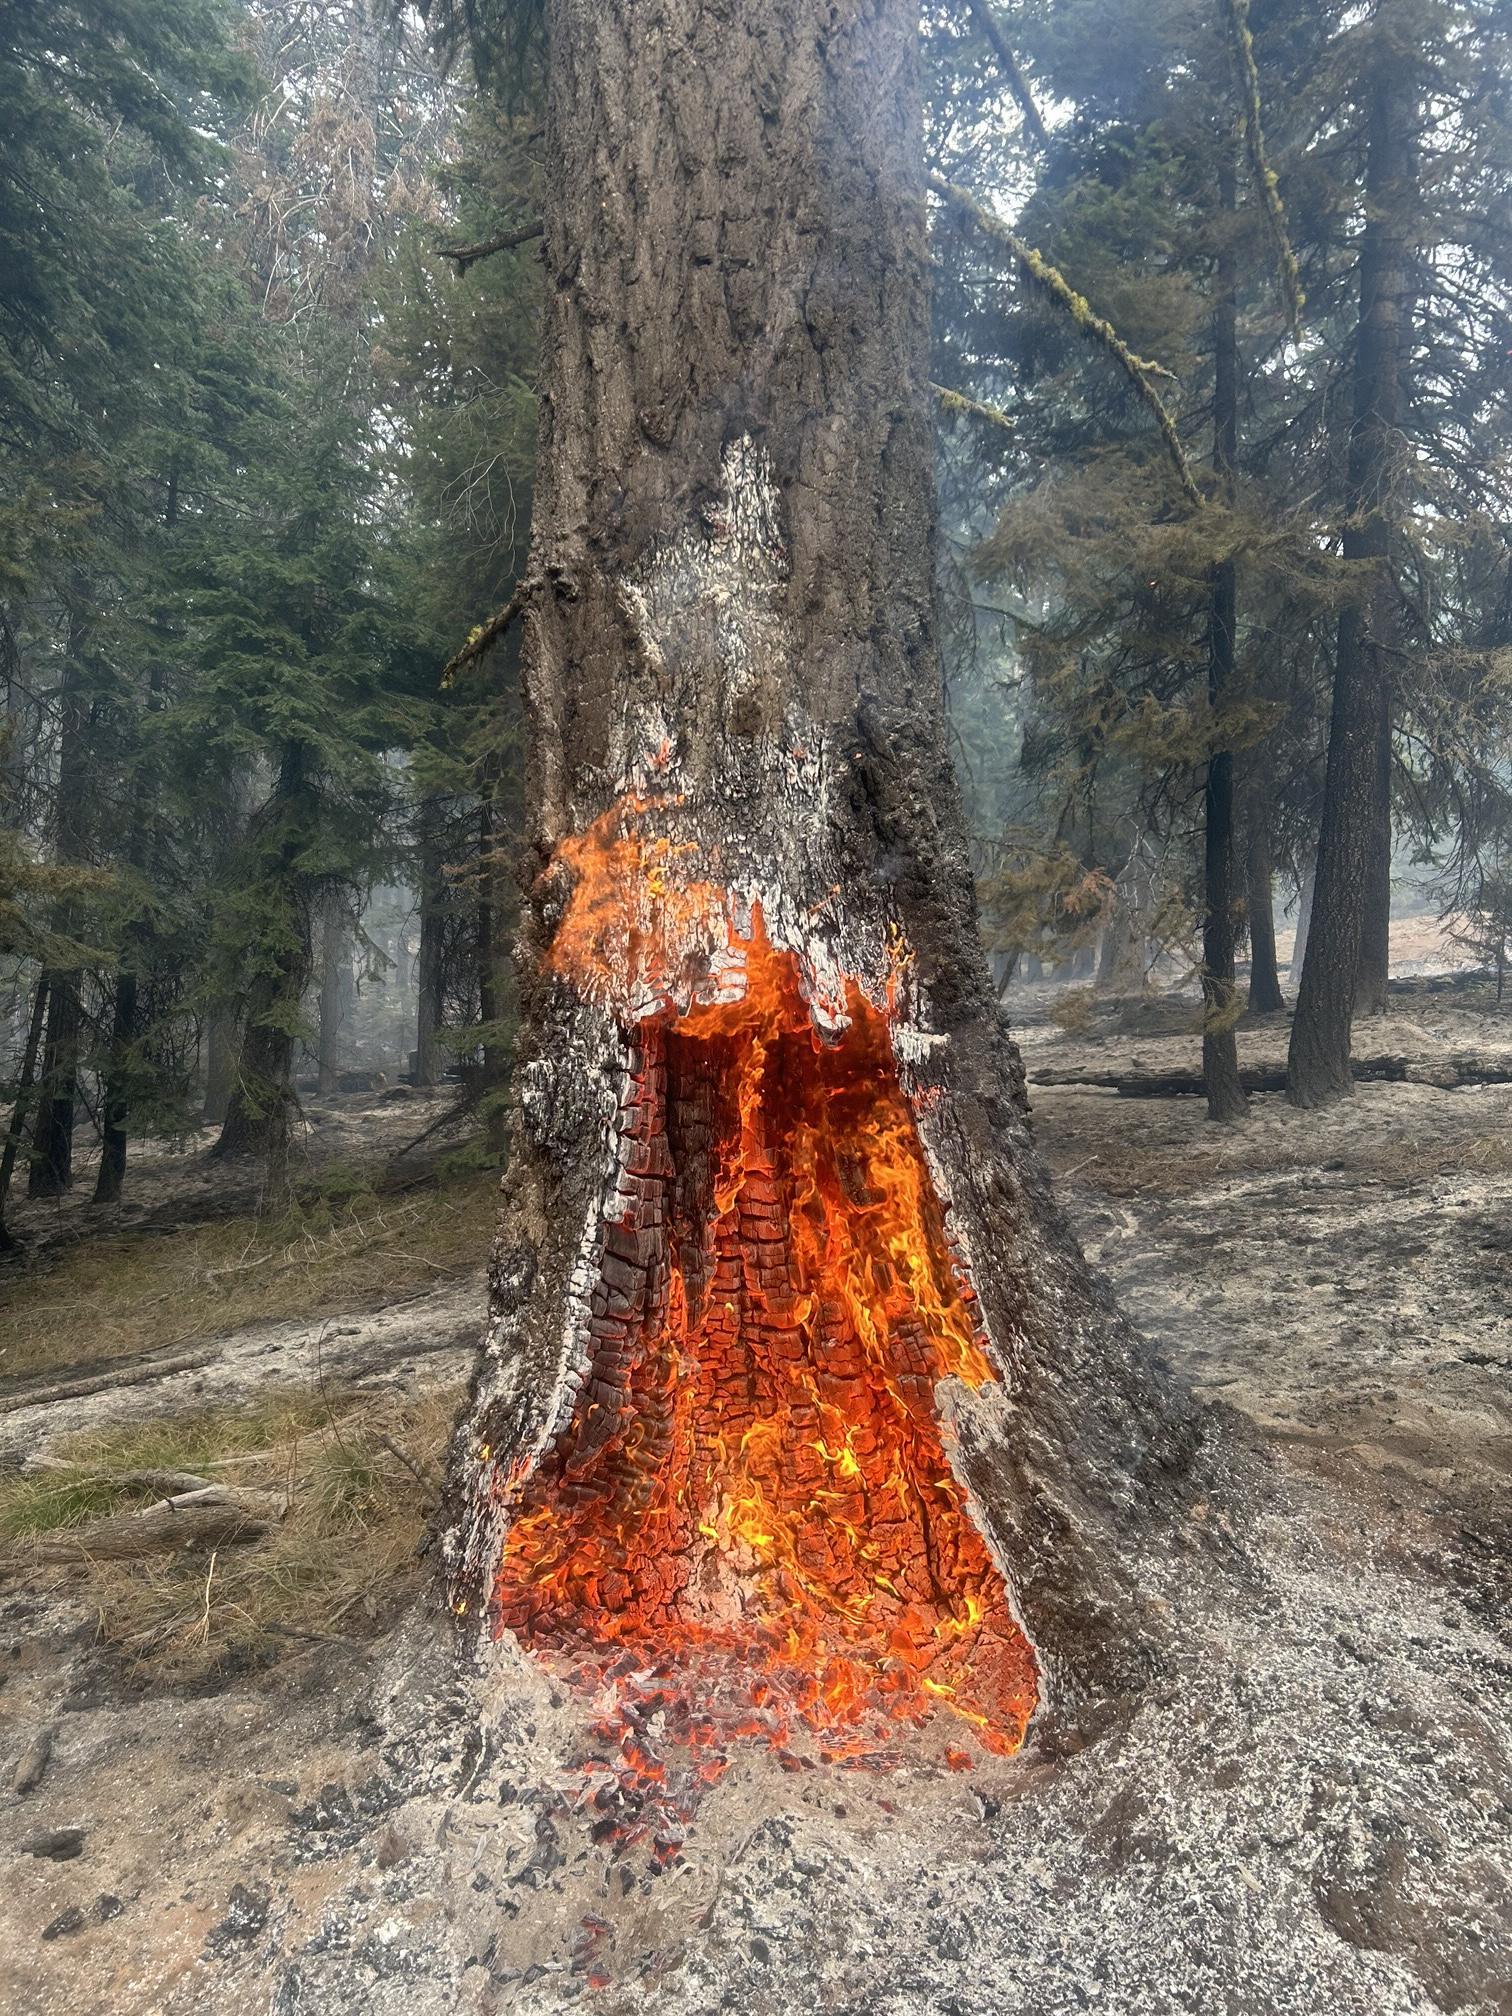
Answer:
[1222, 0, 1305, 333]
[927, 171, 1202, 508]
[441, 579, 533, 688]
[438, 218, 544, 273]
[965, 0, 1050, 150]
[932, 382, 1017, 435]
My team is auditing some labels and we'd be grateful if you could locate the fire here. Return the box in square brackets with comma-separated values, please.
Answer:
[494, 804, 1039, 1813]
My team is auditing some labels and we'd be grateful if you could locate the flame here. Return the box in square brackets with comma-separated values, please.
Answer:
[497, 806, 1038, 1824]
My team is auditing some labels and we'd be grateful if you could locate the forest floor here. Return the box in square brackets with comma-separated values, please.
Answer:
[1, 984, 1509, 2015]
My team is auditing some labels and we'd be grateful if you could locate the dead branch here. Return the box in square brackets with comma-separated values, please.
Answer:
[927, 171, 1203, 508]
[25, 1486, 284, 1562]
[441, 578, 533, 688]
[0, 1348, 217, 1417]
[1222, 0, 1304, 331]
[965, 0, 1050, 148]
[438, 218, 544, 273]
[932, 383, 1017, 435]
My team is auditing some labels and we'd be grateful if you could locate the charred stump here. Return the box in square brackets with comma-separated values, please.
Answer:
[445, 0, 1207, 1796]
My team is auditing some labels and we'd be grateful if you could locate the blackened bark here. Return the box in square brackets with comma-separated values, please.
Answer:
[449, 0, 1205, 1740]
[1287, 45, 1408, 1107]
[92, 968, 137, 1206]
[1243, 777, 1286, 1014]
[1202, 153, 1247, 1123]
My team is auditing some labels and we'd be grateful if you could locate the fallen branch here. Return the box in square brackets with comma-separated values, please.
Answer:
[965, 0, 1050, 148]
[26, 1486, 283, 1562]
[438, 218, 544, 272]
[0, 1347, 217, 1417]
[927, 171, 1202, 508]
[28, 1461, 216, 1498]
[1030, 1053, 1512, 1097]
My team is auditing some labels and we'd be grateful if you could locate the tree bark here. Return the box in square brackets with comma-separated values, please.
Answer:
[415, 807, 446, 1088]
[1289, 857, 1315, 977]
[0, 977, 48, 1246]
[1201, 150, 1248, 1123]
[1355, 698, 1393, 1014]
[29, 601, 92, 1198]
[316, 895, 346, 1096]
[202, 1010, 236, 1127]
[1243, 777, 1286, 1014]
[211, 743, 313, 1180]
[445, 0, 1203, 1757]
[1287, 39, 1408, 1106]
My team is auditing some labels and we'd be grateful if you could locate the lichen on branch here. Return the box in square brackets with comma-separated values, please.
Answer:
[927, 172, 1202, 508]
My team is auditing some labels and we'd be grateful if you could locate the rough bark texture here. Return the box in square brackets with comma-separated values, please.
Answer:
[1287, 44, 1407, 1107]
[1201, 153, 1248, 1124]
[449, 0, 1205, 1749]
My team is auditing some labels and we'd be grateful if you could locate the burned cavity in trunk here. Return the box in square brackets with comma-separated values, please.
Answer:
[493, 893, 1040, 1805]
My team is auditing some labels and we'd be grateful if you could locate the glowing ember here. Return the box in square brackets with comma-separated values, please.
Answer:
[494, 811, 1038, 1817]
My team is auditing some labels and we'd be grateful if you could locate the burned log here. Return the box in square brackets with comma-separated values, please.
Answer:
[1031, 1053, 1512, 1097]
[444, 0, 1209, 1797]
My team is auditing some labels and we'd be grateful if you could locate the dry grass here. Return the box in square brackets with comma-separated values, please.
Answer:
[0, 1170, 499, 1382]
[1, 1384, 461, 1676]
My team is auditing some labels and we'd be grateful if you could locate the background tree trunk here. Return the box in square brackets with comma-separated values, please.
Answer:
[1201, 150, 1247, 1123]
[446, 0, 1203, 1745]
[1288, 39, 1408, 1106]
[415, 815, 446, 1088]
[1244, 779, 1286, 1014]
[316, 895, 346, 1096]
[29, 601, 92, 1197]
[212, 743, 313, 1175]
[0, 978, 48, 1246]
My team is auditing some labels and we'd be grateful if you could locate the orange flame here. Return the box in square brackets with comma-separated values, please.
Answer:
[498, 806, 1038, 1818]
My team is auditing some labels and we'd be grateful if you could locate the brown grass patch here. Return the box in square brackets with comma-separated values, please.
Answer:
[1, 1385, 461, 1676]
[0, 1171, 499, 1382]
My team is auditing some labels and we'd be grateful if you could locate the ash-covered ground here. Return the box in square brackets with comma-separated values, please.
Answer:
[2, 984, 1509, 2016]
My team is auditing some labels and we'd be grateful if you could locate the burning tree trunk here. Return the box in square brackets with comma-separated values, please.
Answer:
[447, 0, 1202, 1792]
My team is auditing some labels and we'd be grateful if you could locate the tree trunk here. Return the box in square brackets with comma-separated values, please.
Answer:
[29, 601, 92, 1198]
[445, 0, 1202, 1777]
[1243, 778, 1286, 1014]
[316, 896, 346, 1096]
[415, 810, 446, 1088]
[92, 968, 137, 1206]
[202, 1009, 236, 1127]
[0, 977, 48, 1247]
[211, 743, 313, 1178]
[476, 786, 513, 1155]
[1287, 42, 1408, 1107]
[1355, 699, 1392, 1014]
[1289, 857, 1315, 977]
[1201, 151, 1247, 1124]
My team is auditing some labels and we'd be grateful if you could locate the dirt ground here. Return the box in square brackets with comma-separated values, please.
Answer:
[1, 988, 1509, 2015]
